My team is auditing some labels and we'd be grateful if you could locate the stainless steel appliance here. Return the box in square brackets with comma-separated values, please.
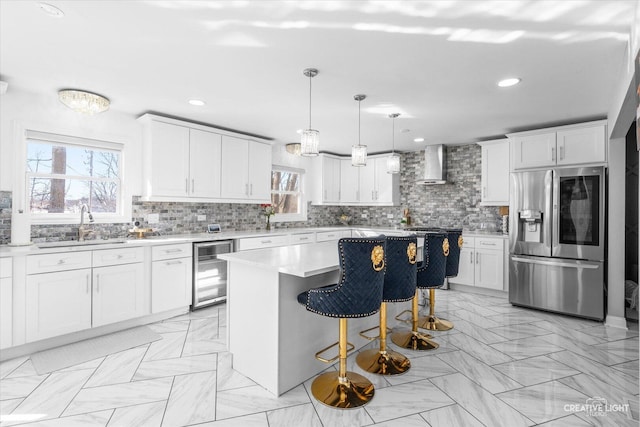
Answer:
[509, 166, 606, 320]
[192, 240, 233, 310]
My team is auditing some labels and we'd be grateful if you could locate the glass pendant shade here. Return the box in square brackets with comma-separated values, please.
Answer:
[387, 153, 400, 174]
[351, 144, 367, 166]
[58, 90, 110, 115]
[300, 129, 319, 156]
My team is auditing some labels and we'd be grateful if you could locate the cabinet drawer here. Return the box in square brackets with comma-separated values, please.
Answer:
[316, 230, 346, 242]
[236, 235, 289, 251]
[93, 247, 144, 267]
[290, 233, 316, 245]
[459, 236, 475, 249]
[0, 257, 11, 278]
[475, 237, 503, 250]
[27, 251, 92, 274]
[152, 243, 192, 261]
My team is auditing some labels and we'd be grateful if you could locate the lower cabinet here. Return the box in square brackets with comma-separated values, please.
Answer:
[1, 258, 13, 349]
[92, 263, 145, 327]
[26, 268, 93, 342]
[151, 244, 192, 313]
[449, 236, 505, 291]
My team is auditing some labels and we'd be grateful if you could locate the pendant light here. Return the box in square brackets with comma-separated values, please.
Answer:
[352, 94, 367, 166]
[387, 113, 401, 174]
[300, 68, 319, 156]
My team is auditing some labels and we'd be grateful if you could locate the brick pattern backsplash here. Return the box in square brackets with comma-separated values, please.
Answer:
[2, 145, 503, 243]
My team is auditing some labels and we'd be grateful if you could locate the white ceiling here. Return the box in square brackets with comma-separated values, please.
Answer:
[0, 1, 635, 154]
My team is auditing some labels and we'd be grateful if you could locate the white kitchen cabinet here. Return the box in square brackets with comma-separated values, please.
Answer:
[151, 243, 192, 313]
[316, 230, 351, 242]
[509, 121, 606, 170]
[449, 236, 505, 291]
[339, 156, 399, 205]
[289, 232, 316, 245]
[359, 161, 376, 204]
[236, 234, 290, 251]
[478, 139, 509, 206]
[340, 159, 360, 203]
[189, 129, 222, 198]
[220, 135, 272, 202]
[320, 155, 341, 203]
[26, 268, 92, 342]
[92, 247, 145, 327]
[1, 258, 12, 349]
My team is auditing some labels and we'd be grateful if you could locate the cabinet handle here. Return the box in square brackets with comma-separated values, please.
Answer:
[559, 144, 564, 161]
[86, 275, 90, 293]
[250, 183, 253, 195]
[165, 260, 182, 265]
[356, 190, 359, 201]
[96, 274, 100, 293]
[470, 252, 473, 264]
[164, 248, 182, 253]
[372, 190, 375, 200]
[299, 237, 308, 240]
[480, 242, 496, 247]
[261, 240, 272, 244]
[483, 187, 486, 198]
[192, 179, 195, 193]
[58, 259, 66, 265]
[117, 254, 123, 259]
[245, 183, 249, 196]
[324, 189, 327, 200]
[185, 178, 189, 194]
[551, 146, 556, 162]
[476, 252, 480, 264]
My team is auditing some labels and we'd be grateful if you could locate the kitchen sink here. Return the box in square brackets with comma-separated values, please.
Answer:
[37, 239, 127, 249]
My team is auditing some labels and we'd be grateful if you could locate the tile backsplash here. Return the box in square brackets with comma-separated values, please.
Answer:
[2, 144, 503, 243]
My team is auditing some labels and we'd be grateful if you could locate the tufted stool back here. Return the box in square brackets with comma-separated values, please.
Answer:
[443, 228, 463, 278]
[382, 235, 418, 302]
[416, 231, 448, 289]
[302, 237, 386, 318]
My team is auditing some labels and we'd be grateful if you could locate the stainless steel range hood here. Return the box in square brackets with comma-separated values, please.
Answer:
[417, 144, 447, 184]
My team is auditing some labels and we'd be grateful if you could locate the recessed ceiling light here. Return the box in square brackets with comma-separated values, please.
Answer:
[414, 137, 425, 142]
[188, 99, 206, 106]
[498, 77, 521, 87]
[296, 129, 303, 134]
[38, 2, 64, 17]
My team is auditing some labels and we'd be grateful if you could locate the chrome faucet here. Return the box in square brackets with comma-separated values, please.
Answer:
[78, 203, 94, 241]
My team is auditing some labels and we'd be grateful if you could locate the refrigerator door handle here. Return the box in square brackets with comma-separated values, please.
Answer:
[511, 256, 600, 269]
[545, 169, 553, 255]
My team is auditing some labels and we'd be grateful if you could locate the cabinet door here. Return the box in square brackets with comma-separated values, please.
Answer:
[220, 136, 249, 199]
[511, 133, 556, 170]
[93, 263, 145, 327]
[475, 249, 504, 290]
[374, 157, 397, 204]
[26, 269, 92, 342]
[556, 125, 606, 166]
[150, 121, 190, 197]
[248, 141, 272, 201]
[322, 156, 341, 203]
[0, 277, 11, 349]
[152, 258, 192, 313]
[189, 129, 222, 198]
[450, 247, 475, 286]
[481, 141, 510, 205]
[359, 161, 376, 204]
[340, 159, 360, 203]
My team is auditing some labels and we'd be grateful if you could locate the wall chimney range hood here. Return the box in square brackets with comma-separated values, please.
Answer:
[417, 144, 447, 184]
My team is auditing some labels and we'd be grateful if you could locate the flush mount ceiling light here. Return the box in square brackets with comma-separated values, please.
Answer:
[38, 2, 64, 17]
[414, 137, 425, 143]
[498, 77, 521, 87]
[188, 99, 206, 106]
[58, 90, 110, 115]
[285, 143, 301, 155]
[300, 68, 319, 156]
[352, 94, 367, 167]
[387, 113, 401, 174]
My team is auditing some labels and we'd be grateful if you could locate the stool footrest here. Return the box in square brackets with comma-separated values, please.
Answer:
[394, 310, 413, 324]
[315, 340, 355, 363]
[359, 325, 393, 341]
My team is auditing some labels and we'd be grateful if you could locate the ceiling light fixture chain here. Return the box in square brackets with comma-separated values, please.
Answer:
[300, 68, 319, 156]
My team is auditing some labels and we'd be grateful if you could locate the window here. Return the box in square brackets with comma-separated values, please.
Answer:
[271, 166, 306, 222]
[24, 130, 125, 223]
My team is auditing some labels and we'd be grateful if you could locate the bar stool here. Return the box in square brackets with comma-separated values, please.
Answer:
[391, 234, 441, 351]
[356, 235, 415, 375]
[297, 237, 385, 409]
[414, 231, 454, 331]
[444, 228, 463, 278]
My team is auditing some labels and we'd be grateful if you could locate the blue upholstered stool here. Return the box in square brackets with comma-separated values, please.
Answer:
[297, 237, 385, 408]
[444, 228, 463, 278]
[416, 231, 454, 331]
[356, 235, 415, 375]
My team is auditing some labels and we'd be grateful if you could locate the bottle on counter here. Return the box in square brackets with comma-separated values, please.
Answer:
[402, 208, 412, 226]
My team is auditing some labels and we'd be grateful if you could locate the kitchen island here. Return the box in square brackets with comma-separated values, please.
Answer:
[219, 241, 409, 396]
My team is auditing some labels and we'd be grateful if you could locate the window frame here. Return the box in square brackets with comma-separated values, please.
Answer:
[19, 128, 130, 225]
[270, 165, 307, 223]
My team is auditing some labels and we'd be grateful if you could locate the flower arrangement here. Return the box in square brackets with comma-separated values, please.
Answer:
[261, 203, 275, 230]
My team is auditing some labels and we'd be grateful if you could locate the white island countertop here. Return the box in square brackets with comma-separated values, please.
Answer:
[219, 241, 341, 278]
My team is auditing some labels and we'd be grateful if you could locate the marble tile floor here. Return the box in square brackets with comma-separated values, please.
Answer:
[0, 291, 638, 427]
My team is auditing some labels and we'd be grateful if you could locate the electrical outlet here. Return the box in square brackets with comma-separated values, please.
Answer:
[387, 214, 394, 219]
[148, 213, 159, 224]
[197, 214, 206, 221]
[361, 213, 368, 219]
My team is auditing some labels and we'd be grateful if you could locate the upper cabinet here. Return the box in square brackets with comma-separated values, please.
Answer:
[335, 155, 399, 206]
[477, 139, 509, 206]
[313, 154, 341, 204]
[139, 114, 271, 203]
[509, 121, 607, 170]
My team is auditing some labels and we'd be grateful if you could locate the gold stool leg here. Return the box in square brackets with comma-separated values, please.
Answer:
[356, 303, 411, 375]
[311, 318, 375, 408]
[417, 289, 454, 331]
[390, 290, 439, 350]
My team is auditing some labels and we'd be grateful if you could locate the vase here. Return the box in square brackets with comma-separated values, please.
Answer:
[266, 216, 271, 231]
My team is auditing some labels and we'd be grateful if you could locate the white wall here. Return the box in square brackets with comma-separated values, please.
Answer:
[0, 87, 143, 196]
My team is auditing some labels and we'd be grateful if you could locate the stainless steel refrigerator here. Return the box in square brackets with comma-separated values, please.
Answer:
[509, 166, 606, 320]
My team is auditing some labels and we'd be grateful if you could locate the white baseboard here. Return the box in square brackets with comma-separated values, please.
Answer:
[604, 315, 628, 330]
